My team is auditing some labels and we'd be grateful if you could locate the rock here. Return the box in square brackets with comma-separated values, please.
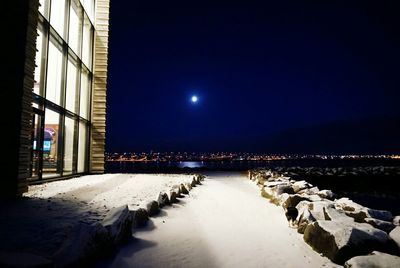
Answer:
[274, 184, 295, 195]
[309, 200, 335, 221]
[344, 251, 400, 268]
[190, 178, 197, 187]
[394, 216, 400, 226]
[168, 190, 178, 203]
[300, 194, 323, 202]
[317, 189, 336, 200]
[285, 207, 299, 226]
[335, 198, 393, 222]
[277, 193, 290, 206]
[364, 218, 396, 233]
[131, 208, 149, 228]
[298, 186, 320, 196]
[297, 208, 316, 234]
[102, 205, 133, 246]
[323, 206, 354, 223]
[171, 185, 182, 197]
[0, 251, 52, 268]
[292, 180, 312, 193]
[304, 220, 398, 264]
[368, 209, 393, 222]
[264, 181, 290, 188]
[146, 200, 159, 216]
[389, 226, 400, 251]
[198, 174, 206, 181]
[261, 187, 281, 206]
[194, 175, 201, 184]
[157, 192, 170, 207]
[180, 184, 189, 195]
[53, 222, 109, 267]
[282, 194, 310, 209]
[184, 182, 192, 191]
[295, 200, 335, 233]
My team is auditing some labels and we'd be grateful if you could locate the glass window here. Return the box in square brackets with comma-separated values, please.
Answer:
[66, 56, 79, 113]
[39, 0, 50, 19]
[46, 35, 64, 105]
[82, 15, 93, 69]
[82, 0, 95, 22]
[50, 0, 66, 38]
[63, 116, 76, 175]
[43, 109, 61, 178]
[69, 0, 82, 55]
[34, 23, 46, 95]
[77, 121, 87, 173]
[79, 68, 91, 118]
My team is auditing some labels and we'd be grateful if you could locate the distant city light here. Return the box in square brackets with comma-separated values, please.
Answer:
[191, 95, 198, 103]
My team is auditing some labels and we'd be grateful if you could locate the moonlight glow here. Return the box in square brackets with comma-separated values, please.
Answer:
[191, 96, 198, 103]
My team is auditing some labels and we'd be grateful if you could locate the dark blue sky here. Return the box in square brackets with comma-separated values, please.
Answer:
[106, 1, 400, 153]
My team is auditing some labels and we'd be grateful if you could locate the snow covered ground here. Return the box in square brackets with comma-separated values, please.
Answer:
[0, 173, 194, 261]
[98, 172, 339, 268]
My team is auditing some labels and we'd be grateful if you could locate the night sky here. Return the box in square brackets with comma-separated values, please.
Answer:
[106, 1, 400, 154]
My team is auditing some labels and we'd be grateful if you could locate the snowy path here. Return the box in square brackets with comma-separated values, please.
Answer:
[98, 172, 338, 268]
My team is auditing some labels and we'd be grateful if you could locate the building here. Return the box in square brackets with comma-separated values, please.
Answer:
[3, 0, 110, 198]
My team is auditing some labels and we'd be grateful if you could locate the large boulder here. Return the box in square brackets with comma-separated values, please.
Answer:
[197, 174, 206, 181]
[131, 208, 149, 228]
[53, 222, 109, 267]
[292, 180, 312, 193]
[295, 200, 336, 233]
[193, 175, 201, 184]
[168, 190, 178, 203]
[171, 185, 182, 197]
[304, 220, 398, 264]
[145, 200, 159, 216]
[335, 198, 393, 222]
[344, 251, 400, 268]
[102, 205, 133, 246]
[180, 183, 189, 195]
[317, 189, 336, 200]
[157, 192, 170, 208]
[393, 215, 400, 226]
[261, 186, 281, 206]
[298, 186, 320, 196]
[297, 208, 316, 234]
[323, 206, 354, 223]
[274, 184, 295, 195]
[389, 226, 400, 251]
[300, 194, 323, 202]
[184, 182, 192, 191]
[282, 194, 310, 209]
[364, 218, 396, 234]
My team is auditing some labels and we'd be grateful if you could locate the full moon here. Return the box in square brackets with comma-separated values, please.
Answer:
[191, 95, 198, 103]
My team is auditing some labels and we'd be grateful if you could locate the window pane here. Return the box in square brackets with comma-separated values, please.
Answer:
[43, 109, 61, 177]
[77, 121, 87, 173]
[63, 116, 76, 175]
[34, 24, 45, 95]
[39, 0, 50, 19]
[69, 1, 82, 55]
[46, 37, 64, 105]
[80, 69, 90, 118]
[66, 57, 78, 113]
[50, 0, 66, 37]
[82, 0, 95, 22]
[82, 15, 93, 69]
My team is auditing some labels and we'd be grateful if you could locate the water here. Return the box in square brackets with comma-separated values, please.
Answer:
[105, 158, 400, 173]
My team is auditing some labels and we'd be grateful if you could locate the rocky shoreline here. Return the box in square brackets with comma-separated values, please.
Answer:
[249, 168, 400, 266]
